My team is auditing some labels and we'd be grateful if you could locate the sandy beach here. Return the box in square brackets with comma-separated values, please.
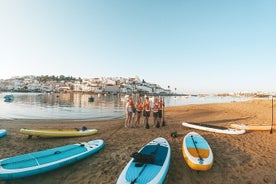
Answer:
[0, 99, 275, 184]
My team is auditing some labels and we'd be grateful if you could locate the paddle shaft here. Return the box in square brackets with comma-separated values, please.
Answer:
[190, 135, 203, 161]
[162, 97, 165, 126]
[145, 116, 149, 129]
[270, 97, 274, 134]
[131, 144, 160, 184]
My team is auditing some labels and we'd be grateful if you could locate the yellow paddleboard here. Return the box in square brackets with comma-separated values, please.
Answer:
[20, 127, 97, 138]
[230, 124, 276, 131]
[182, 132, 213, 171]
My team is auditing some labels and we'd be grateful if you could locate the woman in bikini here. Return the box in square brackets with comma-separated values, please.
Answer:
[143, 96, 151, 129]
[134, 97, 143, 127]
[125, 97, 135, 128]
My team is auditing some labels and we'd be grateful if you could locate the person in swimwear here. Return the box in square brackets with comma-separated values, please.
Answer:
[125, 96, 135, 128]
[143, 96, 151, 129]
[134, 97, 143, 127]
[158, 96, 164, 125]
[152, 97, 160, 128]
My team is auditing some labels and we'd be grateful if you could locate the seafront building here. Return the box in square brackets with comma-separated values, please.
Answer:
[0, 75, 170, 95]
[1, 75, 274, 97]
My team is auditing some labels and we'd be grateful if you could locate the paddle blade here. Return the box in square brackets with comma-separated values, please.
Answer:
[156, 121, 160, 128]
[145, 122, 149, 129]
[171, 131, 178, 138]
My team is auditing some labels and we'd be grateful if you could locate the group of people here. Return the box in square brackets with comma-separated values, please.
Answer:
[125, 96, 164, 129]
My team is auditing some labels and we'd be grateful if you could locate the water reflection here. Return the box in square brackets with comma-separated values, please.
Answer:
[0, 93, 126, 120]
[0, 93, 252, 120]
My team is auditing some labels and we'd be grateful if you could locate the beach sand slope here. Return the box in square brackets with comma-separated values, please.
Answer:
[0, 100, 275, 184]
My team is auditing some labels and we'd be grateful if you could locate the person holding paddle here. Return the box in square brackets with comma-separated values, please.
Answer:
[134, 97, 143, 127]
[143, 96, 151, 129]
[152, 97, 160, 128]
[158, 96, 164, 126]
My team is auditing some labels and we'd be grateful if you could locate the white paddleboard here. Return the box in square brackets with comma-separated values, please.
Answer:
[182, 122, 245, 134]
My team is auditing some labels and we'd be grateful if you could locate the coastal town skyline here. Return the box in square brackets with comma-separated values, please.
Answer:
[0, 75, 171, 95]
[1, 1, 275, 93]
[1, 75, 275, 98]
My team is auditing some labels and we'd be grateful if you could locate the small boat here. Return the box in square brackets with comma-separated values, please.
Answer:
[182, 122, 246, 134]
[230, 123, 276, 131]
[183, 132, 213, 171]
[19, 127, 98, 138]
[3, 94, 14, 102]
[0, 129, 7, 138]
[0, 139, 104, 179]
[88, 96, 94, 102]
[116, 137, 171, 184]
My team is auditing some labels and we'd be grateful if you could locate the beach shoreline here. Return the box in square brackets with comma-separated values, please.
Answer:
[0, 100, 275, 184]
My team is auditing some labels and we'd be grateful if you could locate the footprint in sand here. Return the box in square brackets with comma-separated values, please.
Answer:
[263, 175, 274, 183]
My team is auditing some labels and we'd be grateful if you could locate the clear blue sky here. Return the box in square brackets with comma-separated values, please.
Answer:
[0, 0, 275, 93]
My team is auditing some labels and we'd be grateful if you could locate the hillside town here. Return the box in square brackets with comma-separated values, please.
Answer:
[1, 75, 275, 98]
[0, 75, 171, 95]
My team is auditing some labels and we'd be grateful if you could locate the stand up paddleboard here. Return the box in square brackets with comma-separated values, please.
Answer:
[20, 127, 97, 138]
[230, 123, 276, 131]
[0, 129, 7, 138]
[182, 122, 246, 135]
[117, 137, 171, 184]
[183, 132, 213, 171]
[0, 139, 104, 179]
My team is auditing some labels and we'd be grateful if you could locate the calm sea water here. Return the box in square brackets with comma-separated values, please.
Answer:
[0, 92, 252, 120]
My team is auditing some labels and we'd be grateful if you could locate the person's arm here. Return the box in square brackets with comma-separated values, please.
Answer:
[125, 103, 129, 114]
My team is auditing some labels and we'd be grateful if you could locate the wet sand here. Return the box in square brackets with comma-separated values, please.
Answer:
[0, 100, 275, 184]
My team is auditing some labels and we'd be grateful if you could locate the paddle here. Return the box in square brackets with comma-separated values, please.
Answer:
[145, 111, 150, 129]
[270, 97, 274, 134]
[130, 144, 160, 184]
[190, 135, 203, 162]
[171, 131, 194, 138]
[170, 131, 184, 138]
[28, 135, 33, 139]
[170, 132, 203, 162]
[145, 118, 149, 129]
[156, 120, 160, 128]
[162, 97, 166, 126]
